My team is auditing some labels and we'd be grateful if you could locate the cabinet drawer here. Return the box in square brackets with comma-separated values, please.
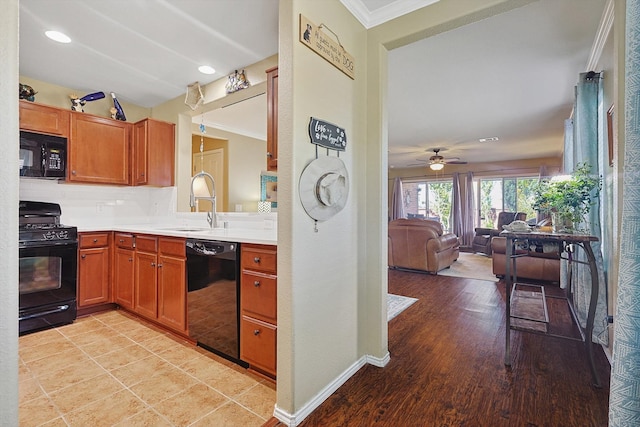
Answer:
[241, 271, 277, 323]
[159, 237, 185, 258]
[241, 245, 277, 274]
[114, 233, 135, 249]
[136, 235, 157, 252]
[79, 232, 110, 249]
[240, 316, 276, 376]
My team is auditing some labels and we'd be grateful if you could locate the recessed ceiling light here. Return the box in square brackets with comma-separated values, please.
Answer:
[45, 30, 71, 43]
[478, 137, 499, 143]
[198, 65, 216, 75]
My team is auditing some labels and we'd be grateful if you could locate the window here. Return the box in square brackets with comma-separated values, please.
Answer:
[402, 179, 453, 231]
[475, 176, 538, 228]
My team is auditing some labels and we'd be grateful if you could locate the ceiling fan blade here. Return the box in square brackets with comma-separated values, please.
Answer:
[445, 160, 467, 164]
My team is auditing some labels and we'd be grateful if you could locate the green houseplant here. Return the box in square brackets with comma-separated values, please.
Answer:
[532, 163, 601, 233]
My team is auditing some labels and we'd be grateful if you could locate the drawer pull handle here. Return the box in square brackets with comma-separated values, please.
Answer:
[253, 329, 261, 336]
[253, 257, 261, 263]
[254, 281, 260, 287]
[128, 258, 133, 262]
[119, 239, 124, 243]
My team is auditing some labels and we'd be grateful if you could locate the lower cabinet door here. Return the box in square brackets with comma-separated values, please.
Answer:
[78, 247, 110, 307]
[114, 248, 135, 310]
[240, 316, 276, 377]
[157, 255, 187, 333]
[134, 251, 157, 319]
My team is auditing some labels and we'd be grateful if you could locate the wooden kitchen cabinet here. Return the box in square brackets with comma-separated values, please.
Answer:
[266, 66, 278, 171]
[157, 238, 187, 333]
[129, 235, 187, 334]
[19, 100, 69, 137]
[240, 243, 277, 378]
[113, 233, 135, 310]
[133, 118, 175, 186]
[134, 235, 158, 320]
[77, 232, 111, 307]
[69, 112, 131, 185]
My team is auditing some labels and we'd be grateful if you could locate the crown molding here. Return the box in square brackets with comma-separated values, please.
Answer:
[340, 0, 440, 29]
[586, 0, 614, 71]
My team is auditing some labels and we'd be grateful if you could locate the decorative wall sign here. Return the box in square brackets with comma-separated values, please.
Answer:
[299, 14, 355, 80]
[308, 117, 347, 151]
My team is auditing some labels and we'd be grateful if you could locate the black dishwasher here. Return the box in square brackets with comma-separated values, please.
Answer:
[186, 239, 246, 366]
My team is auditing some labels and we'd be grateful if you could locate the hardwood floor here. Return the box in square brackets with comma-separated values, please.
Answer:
[280, 271, 610, 426]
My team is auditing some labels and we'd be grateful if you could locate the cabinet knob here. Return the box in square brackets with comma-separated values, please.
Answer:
[93, 238, 98, 243]
[72, 170, 77, 175]
[81, 254, 86, 259]
[128, 258, 133, 262]
[253, 257, 261, 263]
[119, 239, 124, 243]
[157, 263, 163, 268]
[253, 329, 261, 336]
[267, 152, 272, 158]
[151, 262, 156, 267]
[254, 280, 260, 287]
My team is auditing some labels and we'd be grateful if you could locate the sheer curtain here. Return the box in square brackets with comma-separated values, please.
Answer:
[451, 172, 474, 246]
[610, 1, 640, 423]
[562, 71, 608, 345]
[451, 173, 463, 240]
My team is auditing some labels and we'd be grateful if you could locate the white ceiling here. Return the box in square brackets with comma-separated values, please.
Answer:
[18, 0, 608, 166]
[386, 0, 608, 168]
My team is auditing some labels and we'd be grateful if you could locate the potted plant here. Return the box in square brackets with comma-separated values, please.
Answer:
[532, 163, 602, 233]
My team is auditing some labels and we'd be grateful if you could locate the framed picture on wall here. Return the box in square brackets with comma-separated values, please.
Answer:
[261, 172, 277, 208]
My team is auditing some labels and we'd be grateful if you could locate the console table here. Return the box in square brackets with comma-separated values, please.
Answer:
[502, 230, 601, 388]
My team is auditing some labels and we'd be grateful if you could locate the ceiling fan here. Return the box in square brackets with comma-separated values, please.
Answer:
[408, 148, 467, 170]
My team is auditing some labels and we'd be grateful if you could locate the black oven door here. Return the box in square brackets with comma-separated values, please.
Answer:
[19, 241, 77, 334]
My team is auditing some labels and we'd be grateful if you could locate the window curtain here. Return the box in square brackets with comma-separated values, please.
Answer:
[562, 72, 608, 346]
[451, 173, 463, 241]
[390, 177, 405, 221]
[451, 172, 475, 246]
[610, 0, 640, 424]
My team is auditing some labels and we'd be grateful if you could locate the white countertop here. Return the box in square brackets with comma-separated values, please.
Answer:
[76, 213, 277, 245]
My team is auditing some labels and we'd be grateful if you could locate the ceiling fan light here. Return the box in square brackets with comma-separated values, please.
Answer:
[430, 162, 444, 171]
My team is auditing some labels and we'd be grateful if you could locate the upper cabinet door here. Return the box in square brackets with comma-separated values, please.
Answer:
[134, 118, 175, 187]
[266, 67, 278, 172]
[69, 113, 131, 185]
[19, 100, 70, 137]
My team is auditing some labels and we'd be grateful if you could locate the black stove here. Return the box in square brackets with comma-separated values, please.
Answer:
[19, 201, 77, 247]
[18, 201, 78, 335]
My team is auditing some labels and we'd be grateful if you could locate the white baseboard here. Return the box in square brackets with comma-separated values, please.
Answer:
[273, 352, 389, 426]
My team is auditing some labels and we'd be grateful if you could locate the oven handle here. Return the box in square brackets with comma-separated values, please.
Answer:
[19, 240, 78, 249]
[19, 304, 70, 321]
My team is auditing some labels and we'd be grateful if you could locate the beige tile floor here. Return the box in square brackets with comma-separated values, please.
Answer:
[19, 310, 276, 427]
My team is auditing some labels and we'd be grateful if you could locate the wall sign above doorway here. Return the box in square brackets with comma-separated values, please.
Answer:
[299, 14, 355, 80]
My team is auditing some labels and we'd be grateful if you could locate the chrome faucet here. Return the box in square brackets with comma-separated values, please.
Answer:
[189, 171, 217, 228]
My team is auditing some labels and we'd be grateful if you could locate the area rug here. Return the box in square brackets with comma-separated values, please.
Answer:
[438, 252, 497, 282]
[388, 294, 418, 321]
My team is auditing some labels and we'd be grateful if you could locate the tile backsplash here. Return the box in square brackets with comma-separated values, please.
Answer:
[19, 179, 277, 231]
[19, 179, 176, 228]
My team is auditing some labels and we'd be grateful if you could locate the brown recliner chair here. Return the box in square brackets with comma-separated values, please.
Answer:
[388, 218, 460, 274]
[471, 211, 526, 256]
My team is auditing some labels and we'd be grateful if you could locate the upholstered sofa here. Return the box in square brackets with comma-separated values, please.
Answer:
[491, 236, 560, 283]
[388, 218, 460, 274]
